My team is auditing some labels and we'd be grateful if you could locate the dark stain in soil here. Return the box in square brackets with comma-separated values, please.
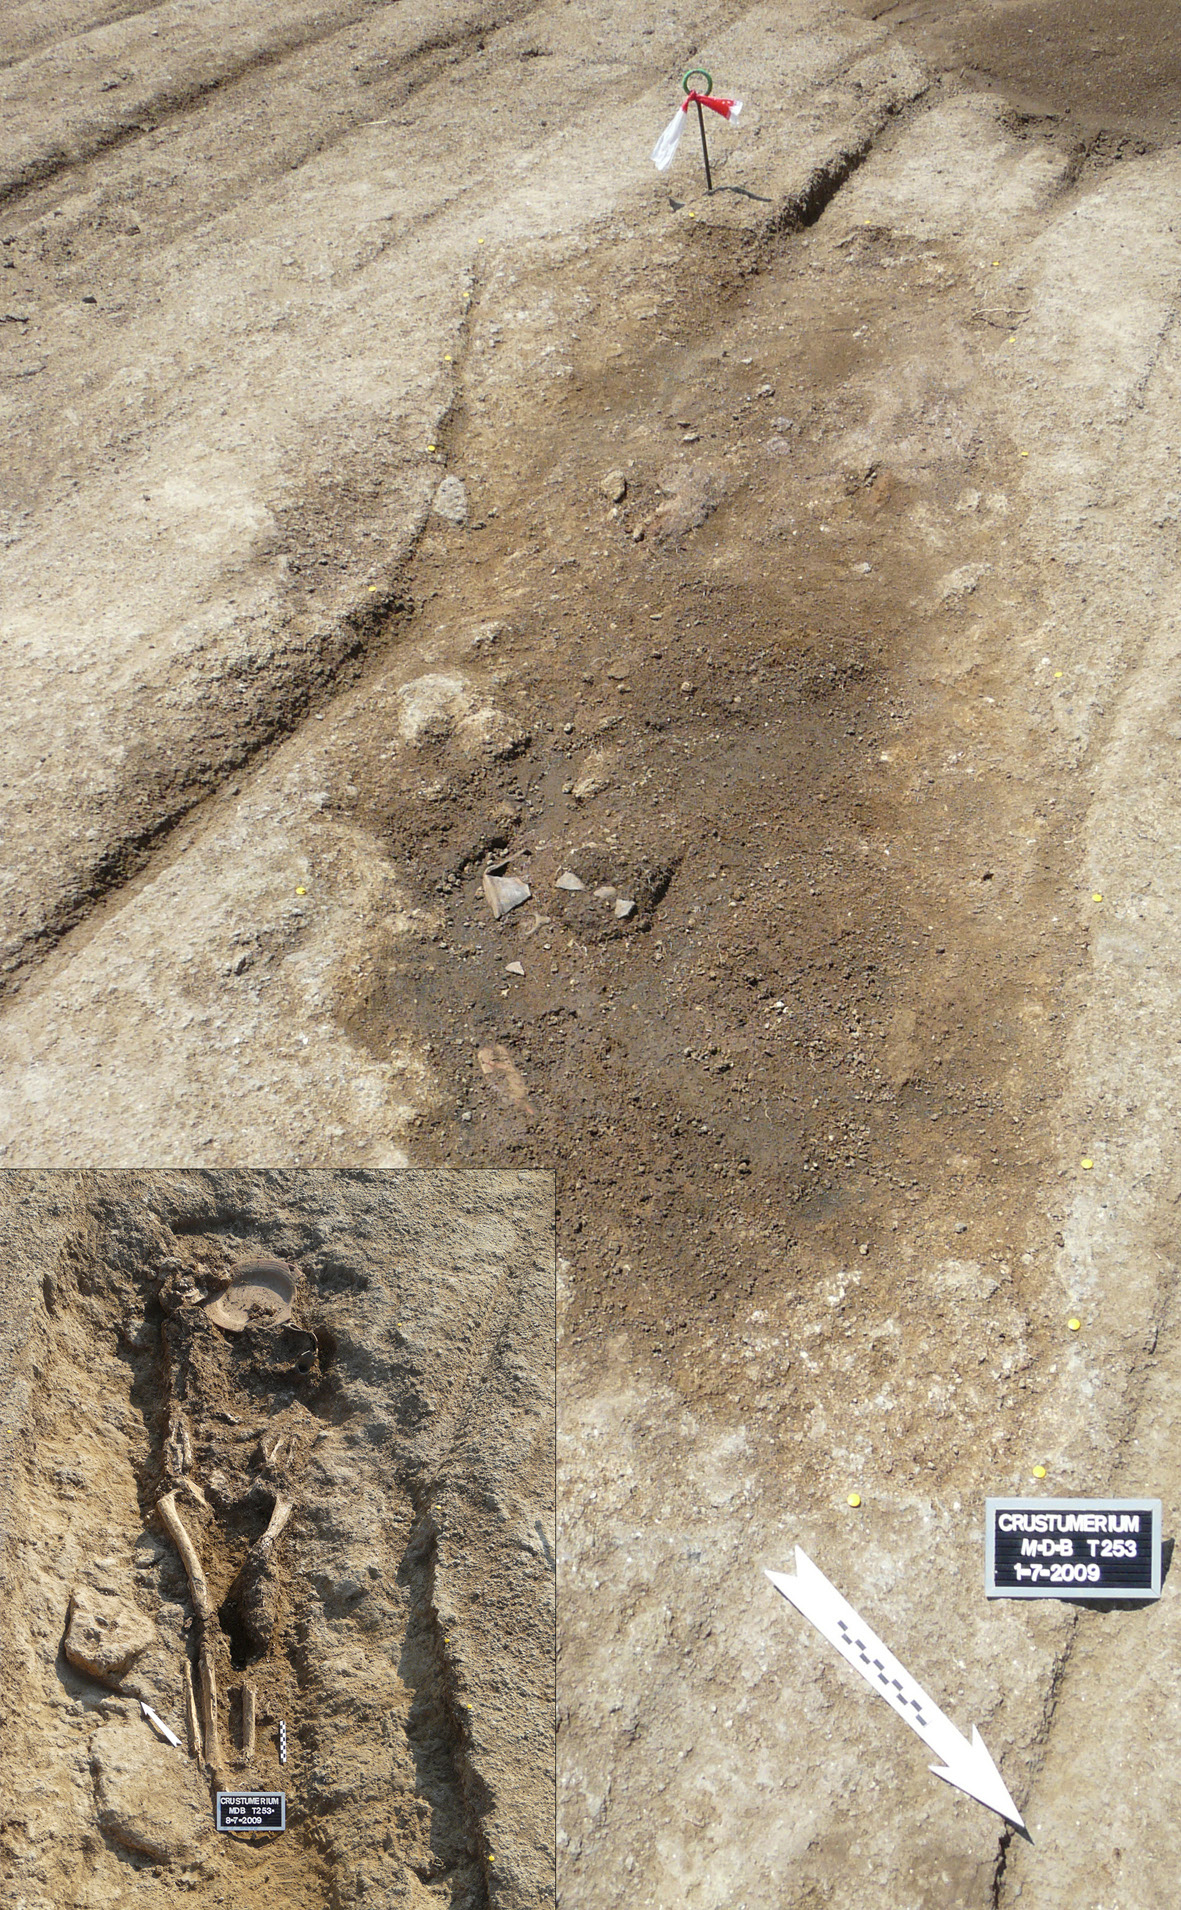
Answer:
[334, 203, 1090, 1477]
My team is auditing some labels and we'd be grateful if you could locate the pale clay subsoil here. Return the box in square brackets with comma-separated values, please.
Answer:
[4, 1, 1181, 1906]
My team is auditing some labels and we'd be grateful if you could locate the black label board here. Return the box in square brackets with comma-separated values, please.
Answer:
[985, 1497, 1162, 1600]
[216, 1792, 286, 1832]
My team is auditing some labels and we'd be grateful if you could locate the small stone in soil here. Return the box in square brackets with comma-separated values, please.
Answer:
[432, 475, 468, 525]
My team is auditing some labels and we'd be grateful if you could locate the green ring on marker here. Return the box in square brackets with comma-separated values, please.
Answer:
[683, 68, 713, 96]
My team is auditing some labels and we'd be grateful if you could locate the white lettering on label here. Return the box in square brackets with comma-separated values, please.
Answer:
[997, 1511, 1140, 1536]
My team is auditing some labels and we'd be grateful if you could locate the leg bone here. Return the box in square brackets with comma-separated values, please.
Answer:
[225, 1493, 296, 1658]
[156, 1490, 213, 1622]
[157, 1488, 222, 1769]
[182, 1656, 203, 1766]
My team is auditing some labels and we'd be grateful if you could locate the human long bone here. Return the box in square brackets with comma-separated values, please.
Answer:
[182, 1656, 203, 1766]
[157, 1488, 223, 1771]
[259, 1492, 294, 1552]
[229, 1491, 294, 1655]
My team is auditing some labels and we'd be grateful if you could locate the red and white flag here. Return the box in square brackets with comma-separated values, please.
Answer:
[652, 90, 743, 171]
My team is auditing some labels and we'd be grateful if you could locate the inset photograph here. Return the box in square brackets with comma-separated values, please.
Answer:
[0, 1170, 554, 1909]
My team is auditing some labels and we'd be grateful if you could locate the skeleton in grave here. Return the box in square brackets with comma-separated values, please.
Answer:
[153, 1255, 319, 1778]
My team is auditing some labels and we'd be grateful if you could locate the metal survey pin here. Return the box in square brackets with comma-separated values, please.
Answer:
[684, 69, 714, 192]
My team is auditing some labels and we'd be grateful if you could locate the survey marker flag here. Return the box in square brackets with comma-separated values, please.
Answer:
[766, 1550, 1025, 1828]
[652, 88, 743, 171]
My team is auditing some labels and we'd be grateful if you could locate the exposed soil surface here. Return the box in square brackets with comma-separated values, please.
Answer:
[5, 1, 1181, 1906]
[864, 0, 1181, 141]
[345, 198, 1081, 1426]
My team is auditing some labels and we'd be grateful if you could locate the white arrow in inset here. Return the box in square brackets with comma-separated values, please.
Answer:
[766, 1549, 1024, 1829]
[140, 1700, 182, 1749]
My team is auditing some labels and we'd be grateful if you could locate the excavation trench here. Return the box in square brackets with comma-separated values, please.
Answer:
[336, 142, 1084, 1398]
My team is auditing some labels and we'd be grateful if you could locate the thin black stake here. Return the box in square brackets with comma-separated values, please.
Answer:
[694, 95, 713, 192]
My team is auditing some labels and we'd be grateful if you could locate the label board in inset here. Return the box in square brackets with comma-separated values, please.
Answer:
[985, 1497, 1162, 1600]
[216, 1792, 286, 1832]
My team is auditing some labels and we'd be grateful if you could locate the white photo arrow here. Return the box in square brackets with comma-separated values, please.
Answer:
[766, 1549, 1025, 1829]
[140, 1700, 182, 1748]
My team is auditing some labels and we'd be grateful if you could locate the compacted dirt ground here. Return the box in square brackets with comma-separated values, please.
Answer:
[5, 1, 1181, 1905]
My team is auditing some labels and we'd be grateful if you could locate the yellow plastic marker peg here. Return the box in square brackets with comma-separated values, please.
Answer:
[847, 1493, 862, 1508]
[1080, 1158, 1093, 1170]
[1053, 670, 1063, 678]
[295, 886, 307, 896]
[427, 443, 437, 452]
[1092, 893, 1103, 902]
[1032, 1465, 1047, 1480]
[1068, 1318, 1082, 1332]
